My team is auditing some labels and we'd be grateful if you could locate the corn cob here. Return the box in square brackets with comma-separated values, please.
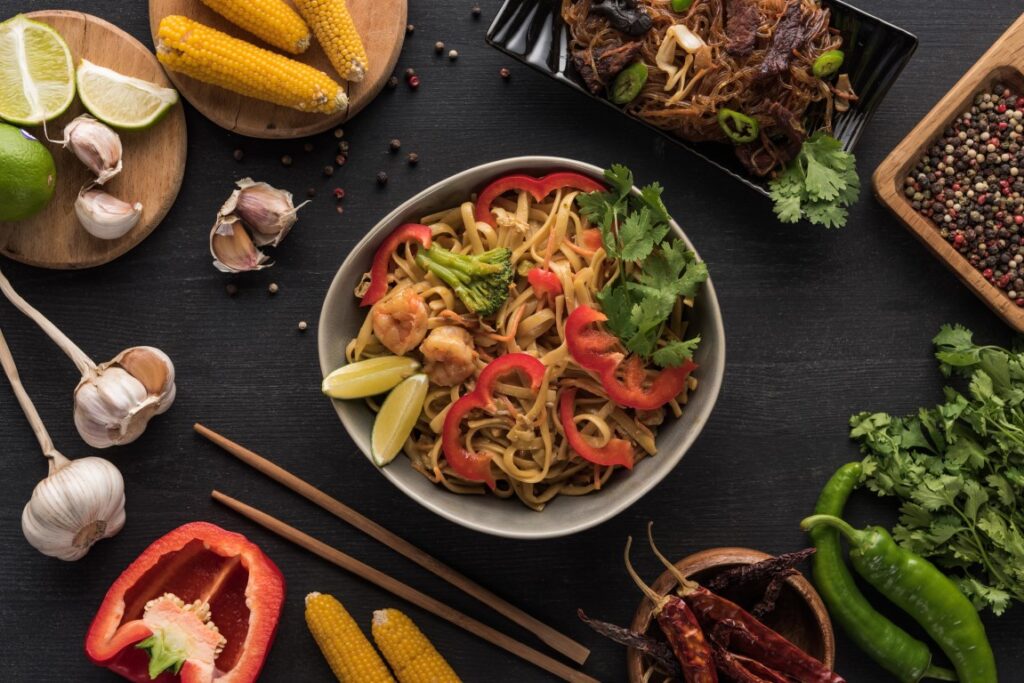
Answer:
[156, 16, 347, 114]
[293, 0, 368, 82]
[305, 592, 395, 683]
[200, 0, 311, 54]
[371, 609, 462, 683]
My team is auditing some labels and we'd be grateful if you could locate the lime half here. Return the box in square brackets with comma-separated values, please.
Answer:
[323, 356, 420, 400]
[76, 59, 178, 129]
[371, 374, 429, 467]
[0, 15, 75, 125]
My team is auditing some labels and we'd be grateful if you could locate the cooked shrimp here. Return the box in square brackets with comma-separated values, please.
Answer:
[420, 325, 477, 387]
[372, 288, 429, 355]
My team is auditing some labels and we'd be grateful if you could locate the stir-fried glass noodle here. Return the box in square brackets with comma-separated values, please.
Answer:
[348, 188, 700, 510]
[563, 0, 847, 176]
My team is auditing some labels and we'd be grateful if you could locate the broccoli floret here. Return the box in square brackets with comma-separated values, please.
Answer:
[414, 245, 513, 316]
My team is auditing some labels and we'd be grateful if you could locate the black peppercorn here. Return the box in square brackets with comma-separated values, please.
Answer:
[407, 152, 419, 166]
[389, 138, 401, 152]
[377, 171, 388, 186]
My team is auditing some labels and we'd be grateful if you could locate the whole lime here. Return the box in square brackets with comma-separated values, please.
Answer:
[0, 123, 57, 221]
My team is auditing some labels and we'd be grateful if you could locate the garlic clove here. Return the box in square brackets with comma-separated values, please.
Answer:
[63, 115, 123, 185]
[114, 346, 175, 398]
[76, 187, 143, 240]
[22, 456, 125, 561]
[210, 215, 271, 273]
[220, 178, 308, 247]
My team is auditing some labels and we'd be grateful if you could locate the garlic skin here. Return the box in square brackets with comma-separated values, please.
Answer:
[73, 346, 177, 449]
[220, 178, 308, 247]
[22, 456, 125, 561]
[210, 215, 271, 273]
[63, 115, 123, 185]
[76, 187, 143, 240]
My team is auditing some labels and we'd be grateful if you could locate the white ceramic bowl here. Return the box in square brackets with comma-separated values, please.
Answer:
[318, 157, 725, 538]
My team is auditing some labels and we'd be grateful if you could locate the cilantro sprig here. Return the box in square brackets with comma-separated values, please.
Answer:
[769, 131, 860, 228]
[853, 324, 1024, 615]
[578, 165, 708, 368]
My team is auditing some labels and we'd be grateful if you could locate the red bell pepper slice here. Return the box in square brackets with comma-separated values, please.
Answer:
[527, 267, 563, 300]
[559, 388, 634, 468]
[565, 305, 696, 411]
[85, 522, 285, 683]
[474, 172, 606, 227]
[359, 223, 433, 307]
[581, 229, 604, 251]
[441, 353, 546, 488]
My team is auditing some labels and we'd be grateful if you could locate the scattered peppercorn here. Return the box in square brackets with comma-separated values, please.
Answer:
[307, 187, 316, 198]
[338, 141, 350, 154]
[406, 23, 414, 34]
[298, 321, 308, 331]
[336, 205, 344, 214]
[387, 75, 399, 89]
[232, 148, 244, 161]
[377, 171, 389, 186]
[333, 187, 345, 200]
[269, 282, 279, 295]
[408, 75, 421, 89]
[335, 154, 347, 166]
[303, 142, 314, 152]
[909, 84, 1024, 307]
[472, 5, 481, 17]
[435, 41, 444, 54]
[323, 165, 334, 176]
[280, 155, 293, 167]
[499, 67, 511, 80]
[334, 128, 344, 138]
[407, 152, 419, 166]
[448, 49, 459, 60]
[226, 283, 238, 296]
[405, 67, 416, 78]
[389, 138, 401, 152]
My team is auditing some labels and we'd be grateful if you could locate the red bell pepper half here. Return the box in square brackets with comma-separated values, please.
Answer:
[559, 388, 633, 469]
[359, 223, 433, 307]
[85, 522, 285, 683]
[565, 305, 696, 411]
[527, 267, 563, 300]
[442, 353, 546, 488]
[474, 172, 606, 227]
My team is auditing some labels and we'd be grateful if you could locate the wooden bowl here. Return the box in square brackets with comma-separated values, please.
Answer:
[874, 12, 1024, 332]
[627, 547, 835, 682]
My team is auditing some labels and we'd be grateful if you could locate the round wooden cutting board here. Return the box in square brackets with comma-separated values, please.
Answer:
[0, 11, 187, 270]
[147, 0, 407, 139]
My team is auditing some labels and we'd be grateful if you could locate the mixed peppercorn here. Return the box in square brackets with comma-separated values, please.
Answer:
[906, 85, 1024, 305]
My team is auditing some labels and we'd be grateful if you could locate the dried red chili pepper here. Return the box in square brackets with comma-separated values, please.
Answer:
[712, 642, 789, 683]
[751, 569, 798, 620]
[706, 548, 815, 593]
[576, 609, 681, 677]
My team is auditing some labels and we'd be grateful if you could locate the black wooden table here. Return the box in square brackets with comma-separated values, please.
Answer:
[2, 1, 1022, 681]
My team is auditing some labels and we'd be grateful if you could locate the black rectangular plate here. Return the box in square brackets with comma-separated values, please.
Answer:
[486, 0, 918, 195]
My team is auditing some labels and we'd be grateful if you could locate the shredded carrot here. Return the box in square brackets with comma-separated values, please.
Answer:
[564, 240, 597, 257]
[489, 305, 526, 342]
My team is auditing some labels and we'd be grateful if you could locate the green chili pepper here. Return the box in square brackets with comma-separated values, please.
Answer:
[671, 0, 694, 11]
[812, 49, 844, 78]
[716, 108, 759, 144]
[803, 514, 998, 683]
[610, 62, 648, 105]
[806, 464, 956, 683]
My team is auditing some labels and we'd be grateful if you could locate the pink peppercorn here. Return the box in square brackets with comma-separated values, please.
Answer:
[1016, 215, 1024, 225]
[983, 268, 994, 279]
[1017, 298, 1024, 307]
[998, 103, 1007, 113]
[408, 75, 421, 89]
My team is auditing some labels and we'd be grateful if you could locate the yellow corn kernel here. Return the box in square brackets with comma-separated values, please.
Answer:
[200, 0, 311, 54]
[293, 0, 368, 82]
[371, 609, 461, 683]
[156, 16, 347, 114]
[305, 593, 395, 683]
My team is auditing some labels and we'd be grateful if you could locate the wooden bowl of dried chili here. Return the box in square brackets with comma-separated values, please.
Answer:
[627, 546, 835, 682]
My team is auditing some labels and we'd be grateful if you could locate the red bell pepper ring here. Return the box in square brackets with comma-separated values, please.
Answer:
[359, 223, 433, 307]
[527, 267, 563, 300]
[85, 522, 285, 683]
[558, 388, 633, 469]
[565, 305, 696, 411]
[474, 172, 606, 227]
[442, 353, 546, 488]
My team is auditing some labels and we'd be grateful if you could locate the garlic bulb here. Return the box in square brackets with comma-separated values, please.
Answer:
[210, 215, 271, 273]
[220, 178, 309, 247]
[63, 115, 122, 184]
[0, 269, 176, 449]
[74, 346, 177, 448]
[76, 187, 143, 240]
[0, 328, 126, 561]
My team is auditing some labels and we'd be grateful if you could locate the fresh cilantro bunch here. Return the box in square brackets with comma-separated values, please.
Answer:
[576, 165, 708, 368]
[770, 131, 860, 229]
[851, 324, 1024, 615]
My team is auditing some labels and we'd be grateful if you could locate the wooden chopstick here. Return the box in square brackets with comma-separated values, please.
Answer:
[194, 422, 591, 666]
[211, 490, 599, 683]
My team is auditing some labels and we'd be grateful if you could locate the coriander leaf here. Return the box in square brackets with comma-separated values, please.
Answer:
[804, 200, 849, 229]
[652, 337, 701, 367]
[769, 133, 859, 229]
[604, 164, 634, 199]
[675, 260, 709, 298]
[618, 208, 656, 261]
[771, 190, 804, 224]
[638, 182, 671, 224]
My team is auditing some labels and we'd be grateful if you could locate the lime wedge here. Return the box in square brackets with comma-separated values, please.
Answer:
[322, 356, 420, 400]
[0, 15, 75, 125]
[371, 374, 429, 467]
[76, 59, 178, 129]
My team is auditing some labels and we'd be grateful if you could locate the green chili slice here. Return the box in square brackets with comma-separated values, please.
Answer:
[671, 0, 694, 11]
[610, 62, 648, 105]
[716, 108, 759, 144]
[812, 49, 844, 78]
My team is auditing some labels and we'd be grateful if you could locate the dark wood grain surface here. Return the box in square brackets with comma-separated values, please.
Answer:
[1, 1, 1022, 681]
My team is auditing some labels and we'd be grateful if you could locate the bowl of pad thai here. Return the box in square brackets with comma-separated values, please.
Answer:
[318, 157, 724, 538]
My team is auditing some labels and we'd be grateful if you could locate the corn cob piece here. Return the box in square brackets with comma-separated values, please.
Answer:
[305, 592, 395, 683]
[200, 0, 311, 54]
[371, 609, 462, 683]
[156, 16, 347, 114]
[293, 0, 368, 82]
